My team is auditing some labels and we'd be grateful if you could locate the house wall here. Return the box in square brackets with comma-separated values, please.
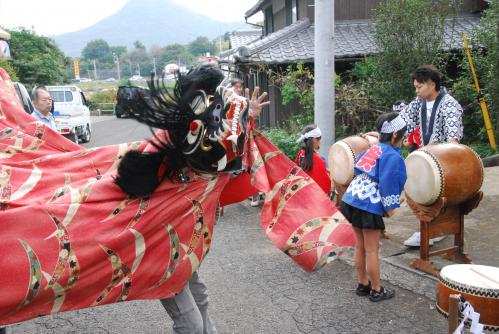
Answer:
[298, 0, 382, 21]
[273, 7, 287, 31]
[254, 0, 488, 127]
[265, 0, 487, 28]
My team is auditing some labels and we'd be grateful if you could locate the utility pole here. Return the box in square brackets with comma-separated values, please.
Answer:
[128, 60, 132, 77]
[137, 63, 141, 76]
[314, 0, 335, 157]
[92, 59, 97, 80]
[152, 57, 157, 76]
[113, 53, 121, 80]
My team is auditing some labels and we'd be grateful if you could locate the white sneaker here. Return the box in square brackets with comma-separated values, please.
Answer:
[250, 199, 260, 207]
[403, 232, 434, 247]
[431, 236, 446, 243]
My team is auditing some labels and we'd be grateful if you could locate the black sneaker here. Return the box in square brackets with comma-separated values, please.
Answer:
[355, 281, 371, 296]
[368, 286, 395, 302]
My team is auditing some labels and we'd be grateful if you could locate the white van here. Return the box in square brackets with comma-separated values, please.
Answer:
[46, 85, 92, 144]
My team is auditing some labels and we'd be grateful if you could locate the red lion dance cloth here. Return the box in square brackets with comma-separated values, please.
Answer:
[0, 67, 354, 326]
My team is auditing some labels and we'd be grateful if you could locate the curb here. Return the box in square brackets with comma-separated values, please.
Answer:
[483, 154, 499, 168]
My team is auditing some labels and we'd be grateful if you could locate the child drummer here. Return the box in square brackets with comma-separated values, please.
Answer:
[340, 112, 408, 302]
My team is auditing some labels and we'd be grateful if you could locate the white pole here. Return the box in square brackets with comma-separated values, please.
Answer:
[314, 0, 335, 157]
[93, 59, 97, 80]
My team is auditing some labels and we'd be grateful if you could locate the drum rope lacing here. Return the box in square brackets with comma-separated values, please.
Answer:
[440, 276, 499, 298]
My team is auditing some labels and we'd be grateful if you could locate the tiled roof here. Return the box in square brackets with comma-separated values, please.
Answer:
[220, 15, 480, 65]
[229, 29, 262, 49]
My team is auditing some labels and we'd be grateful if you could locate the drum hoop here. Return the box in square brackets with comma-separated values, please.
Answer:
[331, 141, 356, 182]
[408, 148, 445, 205]
[418, 148, 445, 200]
[439, 275, 499, 298]
[436, 304, 499, 331]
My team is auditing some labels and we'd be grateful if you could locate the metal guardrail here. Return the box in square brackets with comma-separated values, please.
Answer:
[90, 103, 116, 116]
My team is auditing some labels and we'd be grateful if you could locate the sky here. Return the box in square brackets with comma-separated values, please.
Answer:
[0, 0, 262, 36]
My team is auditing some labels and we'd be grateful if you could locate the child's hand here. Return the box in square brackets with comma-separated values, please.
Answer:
[363, 131, 379, 138]
[384, 209, 396, 217]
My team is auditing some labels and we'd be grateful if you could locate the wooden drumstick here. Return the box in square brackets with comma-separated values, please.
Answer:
[470, 267, 499, 286]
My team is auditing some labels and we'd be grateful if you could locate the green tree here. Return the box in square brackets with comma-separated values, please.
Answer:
[133, 40, 146, 50]
[158, 43, 193, 65]
[453, 0, 499, 145]
[187, 37, 216, 56]
[0, 59, 18, 81]
[472, 0, 499, 132]
[122, 47, 150, 76]
[82, 39, 111, 61]
[369, 0, 460, 104]
[9, 28, 67, 85]
[110, 46, 128, 58]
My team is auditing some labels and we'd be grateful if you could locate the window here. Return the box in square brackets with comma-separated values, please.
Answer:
[49, 91, 74, 102]
[264, 5, 274, 35]
[286, 0, 298, 25]
[80, 93, 88, 106]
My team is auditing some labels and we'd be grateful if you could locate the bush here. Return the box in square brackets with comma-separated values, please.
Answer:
[0, 59, 18, 81]
[335, 82, 386, 138]
[469, 143, 496, 158]
[87, 89, 117, 111]
[262, 127, 300, 160]
[455, 0, 499, 148]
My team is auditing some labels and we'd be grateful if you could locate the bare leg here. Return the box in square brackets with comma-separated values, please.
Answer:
[353, 227, 368, 285]
[363, 229, 381, 291]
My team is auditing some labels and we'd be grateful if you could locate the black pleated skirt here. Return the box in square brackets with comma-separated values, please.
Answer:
[340, 202, 385, 230]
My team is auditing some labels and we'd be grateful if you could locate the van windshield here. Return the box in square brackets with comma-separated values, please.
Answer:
[49, 91, 73, 102]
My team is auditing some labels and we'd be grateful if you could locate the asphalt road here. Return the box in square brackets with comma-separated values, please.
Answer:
[7, 117, 448, 334]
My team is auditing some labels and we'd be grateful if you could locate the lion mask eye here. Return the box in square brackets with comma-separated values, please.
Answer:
[189, 91, 209, 115]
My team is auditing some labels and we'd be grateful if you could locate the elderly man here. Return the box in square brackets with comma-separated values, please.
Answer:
[31, 86, 57, 131]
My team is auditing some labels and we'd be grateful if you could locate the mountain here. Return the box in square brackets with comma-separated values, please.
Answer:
[52, 0, 246, 57]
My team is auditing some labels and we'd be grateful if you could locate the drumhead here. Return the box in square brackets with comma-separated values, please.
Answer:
[440, 264, 499, 291]
[329, 141, 355, 185]
[404, 151, 443, 205]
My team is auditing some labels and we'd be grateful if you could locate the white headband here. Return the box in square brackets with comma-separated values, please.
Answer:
[296, 127, 322, 143]
[381, 115, 406, 134]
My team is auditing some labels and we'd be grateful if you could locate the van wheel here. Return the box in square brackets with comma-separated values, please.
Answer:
[72, 132, 79, 144]
[81, 125, 91, 143]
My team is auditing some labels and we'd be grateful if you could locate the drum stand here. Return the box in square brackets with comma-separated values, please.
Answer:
[406, 192, 483, 277]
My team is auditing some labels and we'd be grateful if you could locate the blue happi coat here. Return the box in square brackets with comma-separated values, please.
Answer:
[342, 143, 407, 216]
